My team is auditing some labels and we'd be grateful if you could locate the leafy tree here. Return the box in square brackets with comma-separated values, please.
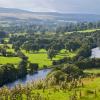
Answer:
[29, 63, 39, 74]
[18, 59, 28, 78]
[0, 64, 17, 86]
[62, 64, 83, 78]
[47, 48, 57, 60]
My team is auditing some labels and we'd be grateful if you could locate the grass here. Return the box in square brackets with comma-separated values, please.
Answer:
[79, 77, 100, 100]
[0, 44, 76, 68]
[60, 49, 76, 57]
[23, 50, 76, 68]
[84, 68, 100, 74]
[78, 28, 100, 33]
[31, 89, 70, 100]
[3, 38, 9, 42]
[0, 50, 75, 68]
[1, 74, 100, 100]
[65, 28, 100, 34]
[25, 52, 52, 68]
[23, 49, 76, 68]
[18, 77, 100, 100]
[0, 50, 52, 68]
[0, 56, 21, 65]
[30, 77, 100, 100]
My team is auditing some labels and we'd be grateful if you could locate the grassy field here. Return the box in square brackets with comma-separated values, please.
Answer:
[29, 77, 100, 100]
[0, 44, 76, 68]
[25, 52, 52, 68]
[1, 77, 100, 100]
[0, 56, 21, 65]
[30, 89, 70, 100]
[78, 28, 100, 33]
[84, 69, 100, 74]
[65, 28, 100, 34]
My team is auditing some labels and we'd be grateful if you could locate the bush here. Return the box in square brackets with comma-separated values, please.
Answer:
[29, 63, 39, 73]
[47, 70, 67, 84]
[76, 58, 100, 69]
[6, 52, 16, 57]
[43, 65, 47, 69]
[52, 60, 60, 65]
[86, 90, 94, 94]
[0, 64, 18, 86]
[62, 64, 83, 78]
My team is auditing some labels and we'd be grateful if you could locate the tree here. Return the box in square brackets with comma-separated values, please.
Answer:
[97, 38, 100, 48]
[75, 45, 91, 60]
[47, 70, 66, 84]
[62, 64, 83, 78]
[0, 64, 17, 86]
[18, 53, 28, 78]
[29, 63, 39, 74]
[0, 47, 7, 56]
[65, 41, 81, 51]
[47, 48, 57, 60]
[17, 51, 28, 60]
[18, 59, 28, 78]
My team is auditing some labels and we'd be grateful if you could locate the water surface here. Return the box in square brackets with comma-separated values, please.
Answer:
[91, 47, 100, 58]
[4, 69, 51, 88]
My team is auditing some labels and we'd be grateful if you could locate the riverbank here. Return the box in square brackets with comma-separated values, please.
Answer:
[1, 76, 100, 100]
[2, 68, 51, 88]
[0, 46, 100, 89]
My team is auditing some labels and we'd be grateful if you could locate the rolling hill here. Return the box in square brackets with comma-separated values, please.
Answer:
[0, 7, 100, 24]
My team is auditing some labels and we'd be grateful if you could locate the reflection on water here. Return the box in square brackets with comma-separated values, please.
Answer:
[4, 69, 51, 88]
[91, 47, 100, 58]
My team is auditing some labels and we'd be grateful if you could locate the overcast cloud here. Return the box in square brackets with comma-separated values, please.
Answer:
[0, 0, 100, 14]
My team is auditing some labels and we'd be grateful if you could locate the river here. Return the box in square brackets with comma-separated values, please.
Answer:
[4, 69, 51, 88]
[91, 47, 100, 58]
[2, 47, 100, 88]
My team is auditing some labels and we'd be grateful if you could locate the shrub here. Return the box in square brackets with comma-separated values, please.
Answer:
[47, 70, 67, 84]
[62, 64, 83, 78]
[29, 63, 39, 74]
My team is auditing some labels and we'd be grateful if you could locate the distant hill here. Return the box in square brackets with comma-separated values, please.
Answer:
[0, 7, 100, 24]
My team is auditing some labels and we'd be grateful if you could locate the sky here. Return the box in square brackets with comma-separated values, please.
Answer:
[0, 0, 100, 14]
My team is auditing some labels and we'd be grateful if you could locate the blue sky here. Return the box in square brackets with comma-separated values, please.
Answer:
[0, 0, 100, 14]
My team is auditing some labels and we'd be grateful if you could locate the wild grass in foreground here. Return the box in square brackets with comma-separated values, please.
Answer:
[0, 75, 100, 100]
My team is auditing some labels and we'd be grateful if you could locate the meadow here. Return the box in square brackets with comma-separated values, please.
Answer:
[84, 69, 100, 74]
[32, 77, 100, 100]
[65, 28, 100, 34]
[0, 44, 76, 68]
[1, 76, 100, 100]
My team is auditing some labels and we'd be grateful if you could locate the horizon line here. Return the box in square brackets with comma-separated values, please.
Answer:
[0, 7, 100, 15]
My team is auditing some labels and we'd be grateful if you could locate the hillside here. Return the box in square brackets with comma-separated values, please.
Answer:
[0, 7, 100, 25]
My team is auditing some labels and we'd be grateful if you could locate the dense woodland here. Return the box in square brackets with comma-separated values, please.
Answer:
[1, 21, 100, 33]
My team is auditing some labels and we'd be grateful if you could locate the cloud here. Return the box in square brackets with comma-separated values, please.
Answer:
[0, 0, 56, 12]
[0, 0, 100, 14]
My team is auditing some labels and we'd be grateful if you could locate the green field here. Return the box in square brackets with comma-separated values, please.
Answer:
[1, 77, 100, 100]
[84, 69, 100, 74]
[0, 57, 21, 65]
[29, 77, 100, 100]
[78, 28, 100, 33]
[65, 28, 100, 34]
[0, 44, 76, 68]
[0, 51, 75, 68]
[25, 53, 52, 68]
[28, 68, 100, 100]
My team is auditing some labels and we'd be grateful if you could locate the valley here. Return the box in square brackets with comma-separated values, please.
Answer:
[0, 6, 100, 100]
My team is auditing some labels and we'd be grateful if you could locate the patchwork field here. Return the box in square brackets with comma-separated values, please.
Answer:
[0, 44, 76, 68]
